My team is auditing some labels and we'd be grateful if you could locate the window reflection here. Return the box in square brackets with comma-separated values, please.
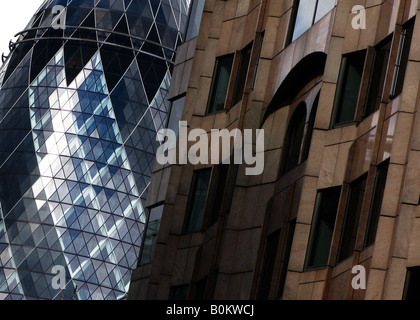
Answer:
[292, 0, 317, 42]
[314, 0, 336, 23]
[291, 0, 335, 42]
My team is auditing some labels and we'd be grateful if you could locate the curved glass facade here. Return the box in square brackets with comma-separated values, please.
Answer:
[0, 0, 190, 300]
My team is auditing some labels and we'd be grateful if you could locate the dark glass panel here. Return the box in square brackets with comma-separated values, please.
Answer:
[207, 164, 229, 226]
[100, 44, 134, 91]
[207, 54, 234, 114]
[30, 40, 63, 83]
[65, 41, 98, 85]
[280, 103, 306, 175]
[306, 187, 341, 268]
[364, 160, 389, 247]
[232, 44, 252, 106]
[169, 285, 189, 300]
[403, 267, 420, 300]
[257, 230, 280, 300]
[278, 219, 296, 298]
[338, 175, 367, 262]
[333, 50, 366, 125]
[137, 52, 168, 101]
[301, 93, 319, 162]
[364, 38, 392, 117]
[391, 19, 415, 98]
[184, 168, 212, 233]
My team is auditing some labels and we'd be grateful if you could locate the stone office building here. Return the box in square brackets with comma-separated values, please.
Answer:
[129, 0, 420, 300]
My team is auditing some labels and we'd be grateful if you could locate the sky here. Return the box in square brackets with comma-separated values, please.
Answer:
[0, 1, 45, 60]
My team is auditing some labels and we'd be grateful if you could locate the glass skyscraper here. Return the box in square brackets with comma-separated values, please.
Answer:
[0, 0, 190, 300]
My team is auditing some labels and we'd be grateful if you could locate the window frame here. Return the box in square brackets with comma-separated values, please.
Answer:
[363, 159, 390, 248]
[138, 203, 164, 266]
[257, 229, 281, 300]
[288, 0, 336, 44]
[202, 164, 230, 228]
[279, 102, 307, 176]
[206, 53, 234, 115]
[231, 42, 253, 106]
[363, 35, 393, 118]
[183, 168, 212, 233]
[301, 92, 320, 162]
[337, 173, 368, 263]
[390, 18, 415, 99]
[331, 49, 367, 128]
[305, 186, 342, 270]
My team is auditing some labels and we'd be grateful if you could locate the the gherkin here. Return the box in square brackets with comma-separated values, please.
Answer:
[0, 0, 190, 300]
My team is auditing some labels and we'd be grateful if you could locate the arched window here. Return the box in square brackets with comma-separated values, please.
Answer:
[280, 103, 307, 175]
[302, 93, 319, 162]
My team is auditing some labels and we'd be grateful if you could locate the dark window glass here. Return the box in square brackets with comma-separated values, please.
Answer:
[207, 55, 234, 114]
[403, 267, 420, 300]
[338, 175, 367, 262]
[64, 41, 97, 85]
[278, 219, 296, 298]
[194, 276, 207, 300]
[306, 187, 341, 269]
[257, 230, 281, 300]
[252, 32, 264, 90]
[302, 93, 319, 162]
[30, 40, 63, 83]
[364, 38, 392, 117]
[207, 164, 229, 226]
[232, 44, 252, 106]
[333, 50, 366, 125]
[169, 285, 189, 300]
[290, 0, 335, 42]
[280, 103, 306, 175]
[364, 160, 389, 248]
[184, 168, 212, 233]
[139, 205, 163, 266]
[390, 19, 415, 98]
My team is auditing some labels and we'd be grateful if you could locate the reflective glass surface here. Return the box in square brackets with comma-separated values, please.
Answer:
[0, 0, 190, 300]
[292, 0, 335, 42]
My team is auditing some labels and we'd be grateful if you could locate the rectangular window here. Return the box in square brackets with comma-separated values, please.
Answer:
[338, 174, 367, 263]
[364, 37, 392, 117]
[403, 267, 420, 300]
[232, 44, 252, 106]
[207, 54, 234, 114]
[390, 19, 415, 99]
[364, 160, 389, 248]
[206, 164, 229, 226]
[257, 230, 281, 300]
[332, 50, 366, 126]
[278, 219, 296, 298]
[290, 0, 335, 43]
[169, 285, 189, 300]
[194, 276, 208, 300]
[139, 205, 164, 266]
[306, 187, 341, 269]
[252, 32, 264, 90]
[183, 168, 212, 233]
